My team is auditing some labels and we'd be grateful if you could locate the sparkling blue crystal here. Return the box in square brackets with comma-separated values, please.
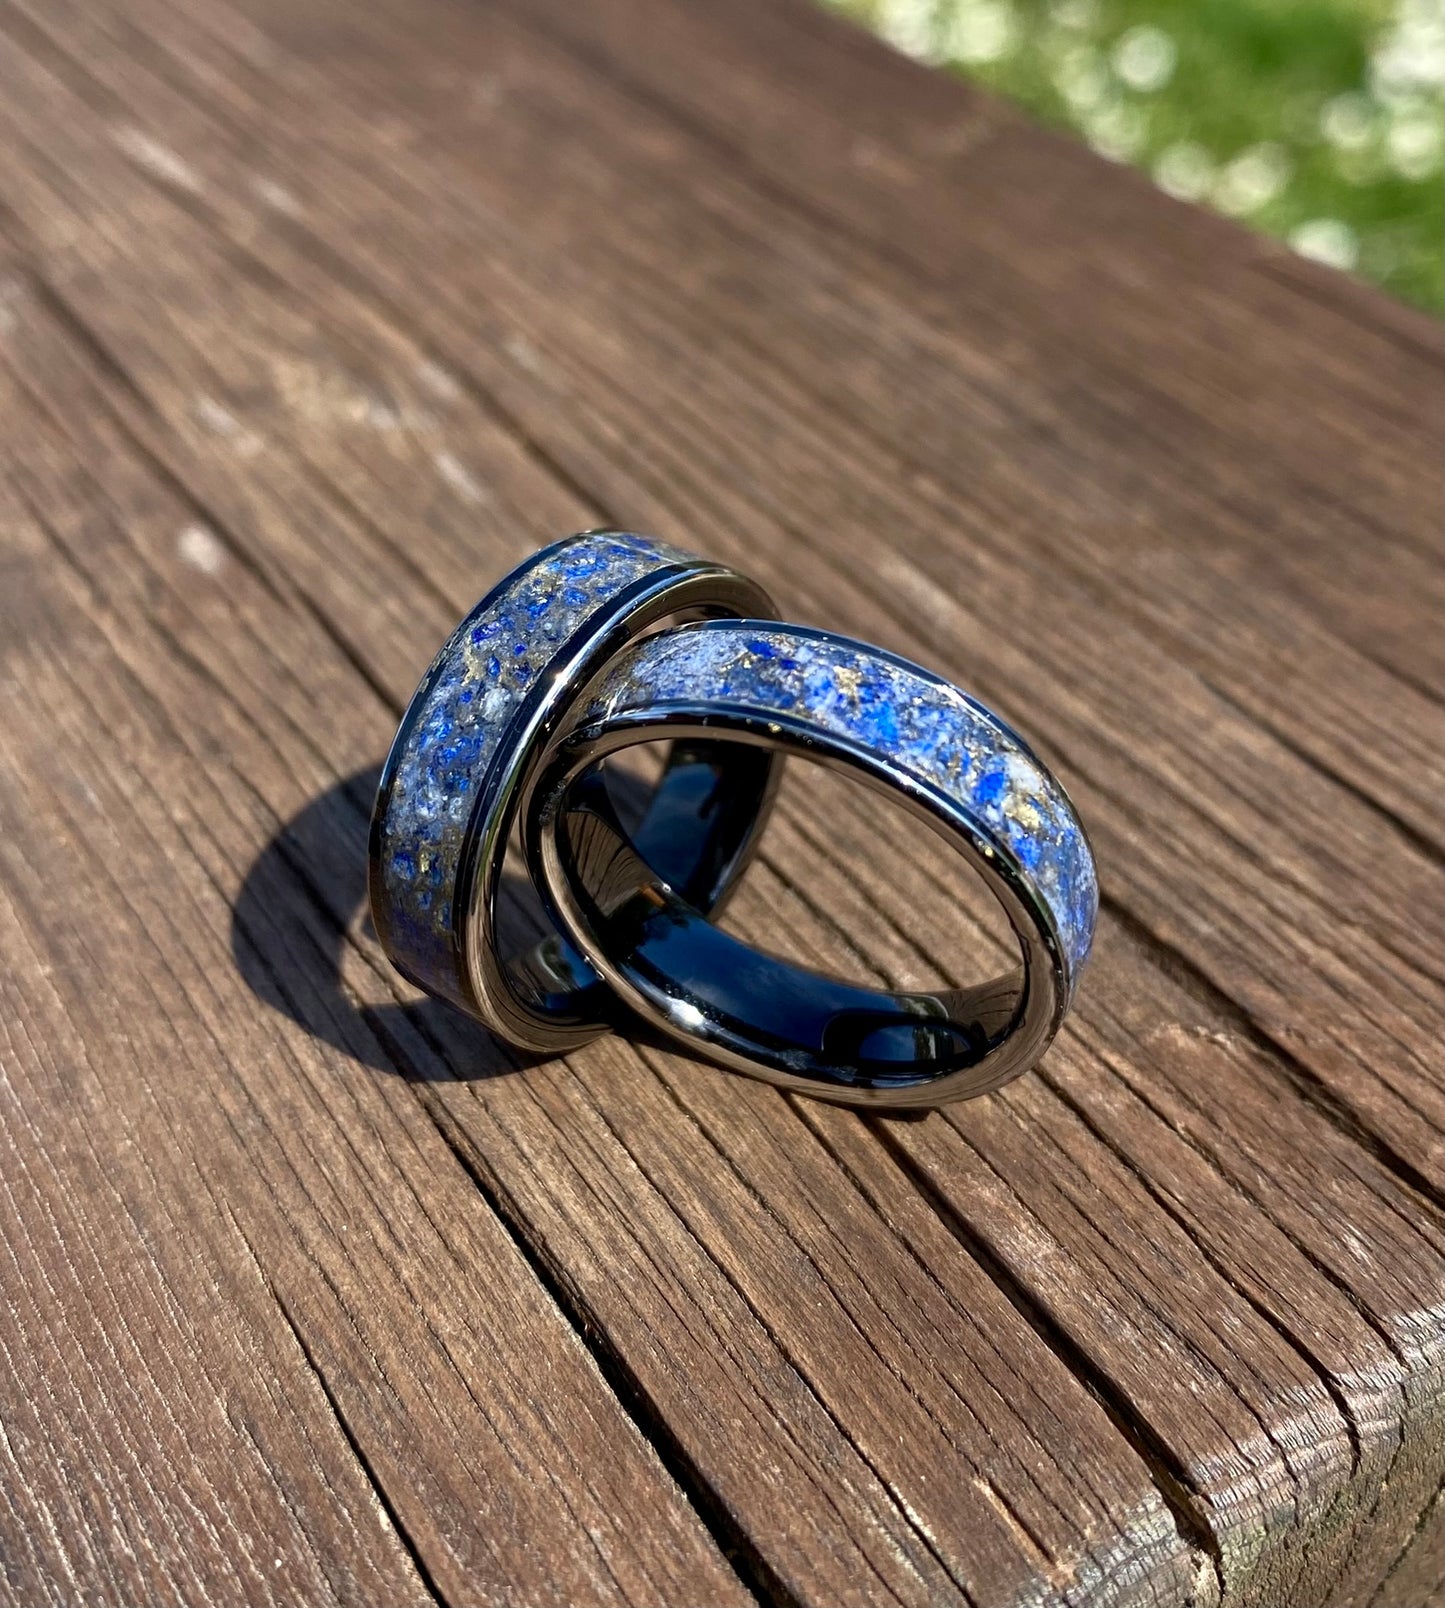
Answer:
[974, 767, 1007, 807]
[761, 673, 800, 709]
[854, 673, 899, 746]
[1009, 828, 1044, 871]
[802, 661, 845, 718]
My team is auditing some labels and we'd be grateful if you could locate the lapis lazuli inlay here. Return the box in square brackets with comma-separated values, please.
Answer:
[588, 622, 1099, 988]
[376, 531, 691, 1007]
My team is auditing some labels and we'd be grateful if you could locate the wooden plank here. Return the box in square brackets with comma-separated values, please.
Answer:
[0, 160, 1210, 1608]
[29, 0, 1436, 1177]
[1370, 1485, 1444, 1608]
[0, 892, 438, 1608]
[131, 0, 1440, 1167]
[0, 292, 751, 1606]
[0, 0, 1438, 1603]
[500, 0, 1444, 575]
[721, 802, 1445, 1607]
[7, 0, 1439, 1179]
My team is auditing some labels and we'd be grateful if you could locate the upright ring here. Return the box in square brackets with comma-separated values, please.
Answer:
[369, 533, 778, 1052]
[528, 620, 1098, 1106]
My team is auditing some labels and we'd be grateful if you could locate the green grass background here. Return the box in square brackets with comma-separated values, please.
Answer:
[825, 0, 1443, 311]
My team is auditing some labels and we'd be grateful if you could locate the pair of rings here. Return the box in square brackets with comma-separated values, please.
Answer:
[368, 532, 1097, 1107]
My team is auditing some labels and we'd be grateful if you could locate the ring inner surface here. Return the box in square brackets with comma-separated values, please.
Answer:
[504, 737, 776, 1017]
[553, 763, 1026, 1090]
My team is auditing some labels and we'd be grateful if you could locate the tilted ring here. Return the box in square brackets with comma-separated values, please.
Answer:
[527, 619, 1098, 1106]
[369, 533, 778, 1052]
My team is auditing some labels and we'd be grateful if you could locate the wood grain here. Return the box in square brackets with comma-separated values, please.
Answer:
[0, 0, 1439, 1603]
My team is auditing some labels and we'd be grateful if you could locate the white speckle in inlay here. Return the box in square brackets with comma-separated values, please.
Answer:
[177, 523, 227, 576]
[433, 450, 488, 505]
[112, 127, 202, 192]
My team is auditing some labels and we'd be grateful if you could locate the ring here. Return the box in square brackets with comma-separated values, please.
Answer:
[368, 533, 778, 1052]
[527, 619, 1098, 1105]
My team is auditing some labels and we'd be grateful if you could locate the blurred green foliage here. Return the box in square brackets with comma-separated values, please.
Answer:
[825, 0, 1443, 311]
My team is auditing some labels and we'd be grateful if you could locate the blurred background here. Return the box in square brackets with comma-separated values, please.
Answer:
[826, 0, 1444, 312]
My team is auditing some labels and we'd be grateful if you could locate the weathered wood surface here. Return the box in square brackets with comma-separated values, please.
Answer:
[0, 0, 1439, 1602]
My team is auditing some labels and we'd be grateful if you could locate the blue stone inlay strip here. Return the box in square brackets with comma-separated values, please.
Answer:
[587, 622, 1099, 988]
[375, 531, 693, 1008]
